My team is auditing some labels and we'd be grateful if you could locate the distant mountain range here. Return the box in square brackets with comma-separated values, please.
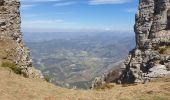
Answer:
[24, 32, 135, 89]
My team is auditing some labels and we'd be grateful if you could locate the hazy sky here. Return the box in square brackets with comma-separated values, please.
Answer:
[20, 0, 138, 32]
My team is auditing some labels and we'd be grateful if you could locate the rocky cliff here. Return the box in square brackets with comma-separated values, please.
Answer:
[118, 0, 170, 83]
[92, 0, 170, 89]
[0, 0, 43, 78]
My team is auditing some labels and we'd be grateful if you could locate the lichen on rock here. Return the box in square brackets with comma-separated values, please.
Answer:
[0, 0, 43, 78]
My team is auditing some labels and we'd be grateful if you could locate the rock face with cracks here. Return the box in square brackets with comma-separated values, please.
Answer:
[0, 0, 43, 78]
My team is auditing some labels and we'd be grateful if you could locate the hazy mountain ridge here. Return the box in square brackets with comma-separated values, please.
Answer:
[25, 32, 135, 89]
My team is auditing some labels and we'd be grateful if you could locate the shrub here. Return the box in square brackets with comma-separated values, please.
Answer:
[1, 61, 21, 74]
[122, 83, 137, 87]
[152, 96, 169, 100]
[96, 83, 115, 90]
[159, 46, 170, 54]
[159, 47, 167, 54]
[44, 75, 51, 82]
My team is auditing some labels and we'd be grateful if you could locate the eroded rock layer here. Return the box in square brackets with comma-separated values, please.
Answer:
[0, 0, 43, 78]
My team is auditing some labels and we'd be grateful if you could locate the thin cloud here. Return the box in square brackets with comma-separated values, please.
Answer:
[21, 4, 36, 9]
[89, 0, 132, 5]
[53, 1, 76, 6]
[21, 0, 76, 7]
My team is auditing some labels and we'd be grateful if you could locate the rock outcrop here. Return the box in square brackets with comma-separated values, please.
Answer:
[118, 0, 170, 83]
[92, 0, 170, 88]
[0, 0, 43, 78]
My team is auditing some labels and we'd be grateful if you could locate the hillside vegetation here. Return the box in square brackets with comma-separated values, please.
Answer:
[0, 67, 170, 100]
[25, 32, 135, 89]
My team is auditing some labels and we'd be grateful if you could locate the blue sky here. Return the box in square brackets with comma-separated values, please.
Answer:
[20, 0, 138, 32]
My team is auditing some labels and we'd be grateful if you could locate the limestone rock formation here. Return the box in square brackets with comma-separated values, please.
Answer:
[92, 0, 170, 88]
[0, 0, 43, 78]
[118, 0, 170, 83]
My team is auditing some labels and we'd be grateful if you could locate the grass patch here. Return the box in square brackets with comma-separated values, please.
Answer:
[0, 50, 8, 59]
[0, 60, 21, 74]
[138, 96, 169, 100]
[159, 47, 167, 54]
[44, 75, 51, 82]
[101, 84, 114, 90]
[159, 46, 170, 54]
[122, 83, 137, 87]
[152, 96, 169, 100]
[95, 83, 115, 90]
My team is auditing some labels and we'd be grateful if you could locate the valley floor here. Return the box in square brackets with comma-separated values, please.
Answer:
[0, 67, 170, 100]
